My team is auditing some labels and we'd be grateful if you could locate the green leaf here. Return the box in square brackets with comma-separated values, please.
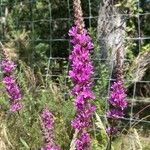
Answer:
[20, 137, 30, 149]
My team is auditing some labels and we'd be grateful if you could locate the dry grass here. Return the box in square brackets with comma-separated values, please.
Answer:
[113, 129, 150, 150]
[130, 50, 150, 82]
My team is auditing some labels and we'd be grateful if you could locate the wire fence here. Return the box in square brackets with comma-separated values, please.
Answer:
[0, 0, 150, 129]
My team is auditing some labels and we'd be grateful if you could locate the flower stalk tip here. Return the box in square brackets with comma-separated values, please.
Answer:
[69, 6, 95, 148]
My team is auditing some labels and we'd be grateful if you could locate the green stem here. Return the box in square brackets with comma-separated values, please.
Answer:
[106, 135, 112, 150]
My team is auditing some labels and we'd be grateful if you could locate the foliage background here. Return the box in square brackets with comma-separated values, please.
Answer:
[0, 0, 150, 149]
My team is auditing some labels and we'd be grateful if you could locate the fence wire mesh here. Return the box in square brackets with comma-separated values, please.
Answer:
[0, 0, 150, 129]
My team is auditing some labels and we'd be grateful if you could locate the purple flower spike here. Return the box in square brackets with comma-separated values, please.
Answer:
[69, 25, 95, 150]
[106, 109, 124, 119]
[109, 81, 127, 110]
[41, 108, 60, 150]
[106, 79, 127, 135]
[1, 59, 23, 112]
[41, 109, 54, 129]
[76, 132, 91, 150]
[1, 60, 16, 73]
[108, 80, 127, 112]
[10, 102, 23, 112]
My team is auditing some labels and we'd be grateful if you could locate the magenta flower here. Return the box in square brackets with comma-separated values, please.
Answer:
[40, 108, 60, 150]
[1, 60, 16, 73]
[106, 80, 127, 135]
[76, 132, 91, 150]
[1, 59, 23, 112]
[106, 109, 124, 119]
[41, 109, 54, 129]
[41, 144, 60, 150]
[69, 25, 95, 149]
[106, 127, 118, 135]
[10, 103, 22, 112]
[71, 104, 96, 130]
[109, 81, 127, 110]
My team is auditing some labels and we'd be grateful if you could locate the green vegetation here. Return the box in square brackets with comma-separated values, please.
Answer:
[0, 0, 149, 149]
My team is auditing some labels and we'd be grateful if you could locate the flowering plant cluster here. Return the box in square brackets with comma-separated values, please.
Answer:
[1, 59, 23, 112]
[106, 80, 127, 135]
[40, 108, 60, 150]
[69, 26, 96, 149]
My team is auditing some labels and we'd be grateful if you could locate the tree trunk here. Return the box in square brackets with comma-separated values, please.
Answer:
[97, 0, 126, 68]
